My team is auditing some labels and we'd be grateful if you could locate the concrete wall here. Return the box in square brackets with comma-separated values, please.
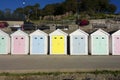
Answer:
[90, 19, 106, 24]
[0, 21, 24, 26]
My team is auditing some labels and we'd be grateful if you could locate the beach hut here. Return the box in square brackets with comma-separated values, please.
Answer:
[0, 30, 10, 54]
[111, 30, 120, 55]
[49, 29, 68, 55]
[90, 29, 109, 55]
[30, 30, 48, 55]
[11, 30, 29, 55]
[70, 29, 89, 55]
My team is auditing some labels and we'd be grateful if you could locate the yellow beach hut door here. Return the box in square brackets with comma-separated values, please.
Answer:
[52, 35, 65, 54]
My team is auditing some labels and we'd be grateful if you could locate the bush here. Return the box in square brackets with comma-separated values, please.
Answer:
[0, 22, 9, 28]
[76, 19, 89, 26]
[80, 19, 89, 26]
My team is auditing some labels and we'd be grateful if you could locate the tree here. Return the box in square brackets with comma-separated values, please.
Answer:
[32, 3, 41, 19]
[12, 0, 117, 20]
[0, 10, 4, 20]
[54, 3, 65, 15]
[4, 8, 12, 19]
[80, 0, 117, 14]
[42, 4, 55, 16]
[107, 4, 117, 13]
[63, 0, 77, 13]
[14, 8, 24, 20]
[14, 3, 41, 20]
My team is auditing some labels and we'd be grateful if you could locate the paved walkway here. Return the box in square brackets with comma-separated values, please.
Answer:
[0, 55, 120, 73]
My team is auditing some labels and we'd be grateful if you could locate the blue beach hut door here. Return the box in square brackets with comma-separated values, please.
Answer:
[32, 36, 44, 53]
[72, 35, 85, 54]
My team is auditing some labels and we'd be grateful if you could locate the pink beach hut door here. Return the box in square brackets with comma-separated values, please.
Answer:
[13, 36, 25, 53]
[114, 36, 120, 54]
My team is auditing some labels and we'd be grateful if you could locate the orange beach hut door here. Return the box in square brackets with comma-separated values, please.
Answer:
[52, 36, 64, 54]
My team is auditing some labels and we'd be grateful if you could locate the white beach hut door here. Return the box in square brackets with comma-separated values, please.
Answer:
[73, 36, 85, 53]
[32, 36, 44, 53]
[0, 36, 6, 53]
[13, 36, 25, 53]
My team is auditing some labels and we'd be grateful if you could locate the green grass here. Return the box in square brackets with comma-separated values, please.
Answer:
[0, 70, 120, 76]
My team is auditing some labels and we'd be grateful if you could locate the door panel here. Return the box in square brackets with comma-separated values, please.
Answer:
[100, 36, 107, 54]
[52, 36, 65, 54]
[114, 36, 120, 54]
[52, 36, 58, 53]
[72, 36, 79, 53]
[72, 35, 85, 54]
[92, 35, 100, 53]
[0, 36, 6, 53]
[32, 36, 45, 53]
[79, 36, 85, 53]
[92, 35, 107, 54]
[13, 36, 25, 53]
[39, 36, 44, 53]
[32, 36, 39, 53]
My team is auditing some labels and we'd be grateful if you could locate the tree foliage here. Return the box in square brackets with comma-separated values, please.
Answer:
[0, 0, 117, 20]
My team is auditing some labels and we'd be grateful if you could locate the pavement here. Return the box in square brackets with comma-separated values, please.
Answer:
[0, 55, 120, 73]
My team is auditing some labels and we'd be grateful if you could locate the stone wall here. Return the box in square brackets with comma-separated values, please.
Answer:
[0, 21, 24, 26]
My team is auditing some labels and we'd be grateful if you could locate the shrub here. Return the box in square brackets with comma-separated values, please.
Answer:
[0, 22, 9, 28]
[76, 19, 89, 26]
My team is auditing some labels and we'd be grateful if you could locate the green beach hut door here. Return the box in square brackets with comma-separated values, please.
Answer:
[93, 35, 99, 53]
[93, 35, 107, 54]
[100, 36, 107, 54]
[0, 36, 6, 53]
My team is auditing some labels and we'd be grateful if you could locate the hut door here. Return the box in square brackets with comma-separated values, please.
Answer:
[79, 36, 85, 53]
[93, 35, 100, 53]
[52, 36, 64, 54]
[39, 36, 44, 53]
[32, 36, 44, 53]
[114, 36, 120, 54]
[73, 36, 79, 53]
[13, 36, 25, 53]
[100, 36, 107, 53]
[0, 36, 6, 53]
[73, 36, 85, 54]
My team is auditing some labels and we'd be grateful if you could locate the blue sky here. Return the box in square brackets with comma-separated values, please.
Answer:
[110, 0, 120, 13]
[0, 0, 120, 13]
[0, 0, 64, 11]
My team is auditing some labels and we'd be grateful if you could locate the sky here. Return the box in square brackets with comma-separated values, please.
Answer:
[0, 0, 120, 13]
[110, 0, 120, 13]
[0, 0, 64, 11]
